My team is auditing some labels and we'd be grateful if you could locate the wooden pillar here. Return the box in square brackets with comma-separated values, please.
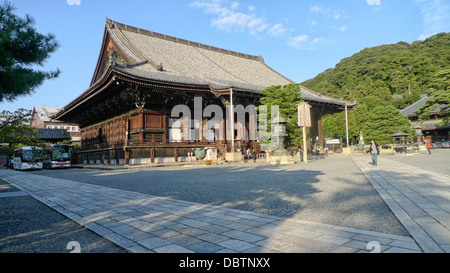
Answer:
[163, 115, 167, 142]
[303, 127, 308, 164]
[175, 148, 179, 162]
[125, 148, 129, 165]
[138, 106, 145, 142]
[125, 118, 130, 146]
[151, 148, 155, 163]
[318, 119, 323, 147]
[345, 105, 349, 147]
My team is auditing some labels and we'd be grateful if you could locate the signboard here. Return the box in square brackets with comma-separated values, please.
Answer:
[297, 102, 311, 127]
[325, 139, 341, 145]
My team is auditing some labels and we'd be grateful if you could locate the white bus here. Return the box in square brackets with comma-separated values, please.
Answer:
[13, 146, 44, 171]
[43, 144, 71, 169]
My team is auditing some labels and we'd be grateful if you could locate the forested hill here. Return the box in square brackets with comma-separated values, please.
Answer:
[301, 32, 450, 109]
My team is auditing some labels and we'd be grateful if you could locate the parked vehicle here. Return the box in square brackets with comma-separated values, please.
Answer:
[12, 146, 43, 171]
[442, 141, 450, 148]
[43, 144, 72, 169]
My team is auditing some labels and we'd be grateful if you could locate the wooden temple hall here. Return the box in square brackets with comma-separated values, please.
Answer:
[54, 19, 356, 166]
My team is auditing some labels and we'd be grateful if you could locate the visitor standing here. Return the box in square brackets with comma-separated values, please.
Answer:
[369, 139, 380, 166]
[426, 138, 432, 154]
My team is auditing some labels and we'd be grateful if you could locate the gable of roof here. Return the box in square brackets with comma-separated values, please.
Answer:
[33, 106, 62, 122]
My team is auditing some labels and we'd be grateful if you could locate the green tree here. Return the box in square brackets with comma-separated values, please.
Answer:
[363, 105, 412, 144]
[321, 110, 358, 143]
[0, 108, 44, 155]
[340, 85, 352, 101]
[360, 95, 390, 111]
[418, 69, 450, 125]
[0, 2, 60, 102]
[259, 84, 303, 147]
[353, 103, 369, 131]
[301, 32, 450, 111]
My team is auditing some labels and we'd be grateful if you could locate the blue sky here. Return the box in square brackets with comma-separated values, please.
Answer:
[1, 0, 449, 113]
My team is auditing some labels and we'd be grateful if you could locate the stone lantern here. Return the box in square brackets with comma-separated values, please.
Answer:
[414, 124, 423, 144]
[267, 114, 294, 164]
[271, 114, 288, 154]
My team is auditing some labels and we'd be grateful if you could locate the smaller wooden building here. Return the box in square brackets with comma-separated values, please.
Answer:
[401, 95, 449, 143]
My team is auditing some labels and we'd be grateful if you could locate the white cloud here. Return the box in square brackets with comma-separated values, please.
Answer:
[312, 37, 326, 44]
[191, 0, 258, 32]
[366, 0, 381, 6]
[191, 0, 329, 50]
[286, 34, 309, 49]
[268, 23, 289, 37]
[310, 5, 323, 13]
[338, 25, 347, 32]
[309, 5, 343, 20]
[191, 0, 290, 38]
[212, 11, 254, 31]
[67, 0, 81, 5]
[287, 34, 328, 50]
[418, 33, 431, 40]
[415, 0, 450, 40]
[307, 20, 318, 27]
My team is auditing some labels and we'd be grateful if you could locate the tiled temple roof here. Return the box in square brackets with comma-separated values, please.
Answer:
[55, 19, 355, 121]
[105, 19, 355, 106]
[400, 95, 445, 117]
[105, 19, 292, 92]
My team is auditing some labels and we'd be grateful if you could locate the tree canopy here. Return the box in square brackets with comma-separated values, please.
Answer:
[0, 108, 44, 155]
[418, 68, 450, 125]
[0, 2, 60, 102]
[259, 83, 303, 148]
[363, 105, 412, 145]
[301, 32, 450, 144]
[301, 32, 450, 110]
[321, 110, 358, 143]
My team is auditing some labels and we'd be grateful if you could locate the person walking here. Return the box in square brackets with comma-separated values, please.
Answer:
[369, 139, 380, 166]
[426, 138, 432, 154]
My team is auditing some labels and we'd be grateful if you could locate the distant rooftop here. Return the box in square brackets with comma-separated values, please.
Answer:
[37, 128, 71, 142]
[33, 106, 62, 122]
[400, 95, 445, 117]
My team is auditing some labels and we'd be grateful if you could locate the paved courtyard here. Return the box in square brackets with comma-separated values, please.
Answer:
[29, 156, 409, 236]
[0, 150, 449, 253]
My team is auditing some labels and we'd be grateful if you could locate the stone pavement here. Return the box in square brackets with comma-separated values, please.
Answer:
[353, 155, 450, 253]
[0, 170, 420, 253]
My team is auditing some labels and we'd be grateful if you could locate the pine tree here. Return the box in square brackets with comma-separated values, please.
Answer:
[321, 111, 358, 142]
[363, 105, 412, 144]
[0, 2, 60, 102]
[259, 84, 304, 147]
[418, 69, 450, 125]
